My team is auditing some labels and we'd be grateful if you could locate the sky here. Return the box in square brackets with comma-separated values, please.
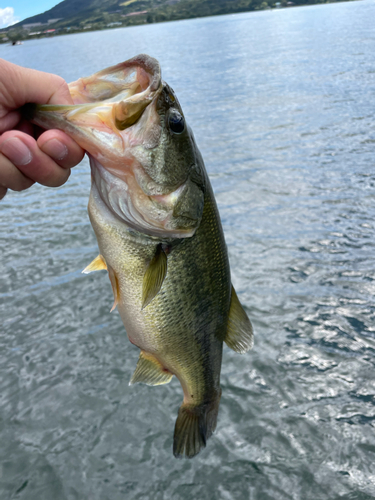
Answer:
[0, 0, 59, 28]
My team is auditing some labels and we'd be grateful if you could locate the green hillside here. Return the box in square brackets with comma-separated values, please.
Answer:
[3, 0, 353, 41]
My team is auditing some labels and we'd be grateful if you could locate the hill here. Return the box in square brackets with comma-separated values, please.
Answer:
[3, 0, 351, 40]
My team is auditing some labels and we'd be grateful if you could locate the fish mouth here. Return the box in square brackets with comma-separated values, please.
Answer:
[27, 54, 203, 238]
[26, 54, 163, 158]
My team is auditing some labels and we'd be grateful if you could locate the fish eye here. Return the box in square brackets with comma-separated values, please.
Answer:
[168, 110, 185, 134]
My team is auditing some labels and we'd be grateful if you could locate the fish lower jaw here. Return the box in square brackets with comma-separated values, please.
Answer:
[90, 157, 198, 239]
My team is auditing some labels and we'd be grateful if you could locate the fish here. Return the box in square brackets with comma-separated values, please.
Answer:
[25, 54, 254, 459]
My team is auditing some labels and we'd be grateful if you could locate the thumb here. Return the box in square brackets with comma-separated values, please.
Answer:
[0, 59, 73, 109]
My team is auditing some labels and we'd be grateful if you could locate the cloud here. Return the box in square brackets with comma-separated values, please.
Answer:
[0, 7, 19, 29]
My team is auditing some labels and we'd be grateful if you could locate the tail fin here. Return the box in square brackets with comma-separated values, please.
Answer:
[173, 398, 221, 459]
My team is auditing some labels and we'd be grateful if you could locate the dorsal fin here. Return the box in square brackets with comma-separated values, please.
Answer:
[82, 254, 107, 274]
[142, 244, 167, 309]
[130, 350, 173, 386]
[224, 286, 254, 353]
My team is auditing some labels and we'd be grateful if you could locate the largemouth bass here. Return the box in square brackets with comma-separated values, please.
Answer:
[26, 54, 253, 458]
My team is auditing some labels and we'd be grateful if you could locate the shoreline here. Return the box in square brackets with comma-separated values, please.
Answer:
[0, 0, 360, 45]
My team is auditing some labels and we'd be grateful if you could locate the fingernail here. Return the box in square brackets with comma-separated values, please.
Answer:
[0, 138, 32, 166]
[41, 139, 68, 161]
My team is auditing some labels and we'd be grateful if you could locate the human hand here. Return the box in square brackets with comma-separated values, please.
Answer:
[0, 59, 85, 200]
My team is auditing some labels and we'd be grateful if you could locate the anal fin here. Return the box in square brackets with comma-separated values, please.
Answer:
[130, 351, 173, 386]
[142, 244, 167, 309]
[82, 254, 107, 274]
[224, 286, 254, 353]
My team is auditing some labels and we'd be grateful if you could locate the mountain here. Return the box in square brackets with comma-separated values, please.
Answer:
[7, 0, 348, 34]
[15, 0, 122, 27]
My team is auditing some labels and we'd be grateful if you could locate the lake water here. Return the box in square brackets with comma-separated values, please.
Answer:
[1, 1, 375, 498]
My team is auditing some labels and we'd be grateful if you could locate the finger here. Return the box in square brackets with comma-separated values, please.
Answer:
[16, 118, 34, 136]
[0, 59, 74, 109]
[37, 129, 85, 169]
[0, 132, 70, 187]
[0, 152, 35, 192]
[0, 110, 21, 133]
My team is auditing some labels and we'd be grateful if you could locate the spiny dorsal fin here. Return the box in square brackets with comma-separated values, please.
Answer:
[224, 286, 254, 353]
[142, 244, 167, 309]
[82, 254, 107, 274]
[129, 350, 173, 386]
[107, 265, 120, 312]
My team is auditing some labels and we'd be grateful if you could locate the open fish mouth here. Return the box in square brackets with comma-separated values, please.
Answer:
[25, 54, 163, 158]
[26, 55, 204, 239]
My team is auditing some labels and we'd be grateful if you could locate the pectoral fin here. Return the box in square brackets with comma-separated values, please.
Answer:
[130, 351, 173, 386]
[142, 244, 167, 309]
[107, 265, 120, 312]
[82, 254, 107, 274]
[224, 286, 254, 353]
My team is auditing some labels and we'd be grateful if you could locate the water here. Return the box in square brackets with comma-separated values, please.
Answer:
[1, 1, 375, 498]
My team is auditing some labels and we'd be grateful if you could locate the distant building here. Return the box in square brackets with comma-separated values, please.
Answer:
[23, 22, 43, 29]
[122, 10, 148, 17]
[22, 18, 62, 30]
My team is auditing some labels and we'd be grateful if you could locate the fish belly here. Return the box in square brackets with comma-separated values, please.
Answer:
[88, 183, 230, 385]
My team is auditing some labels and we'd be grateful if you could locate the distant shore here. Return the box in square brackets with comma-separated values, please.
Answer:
[0, 0, 358, 45]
